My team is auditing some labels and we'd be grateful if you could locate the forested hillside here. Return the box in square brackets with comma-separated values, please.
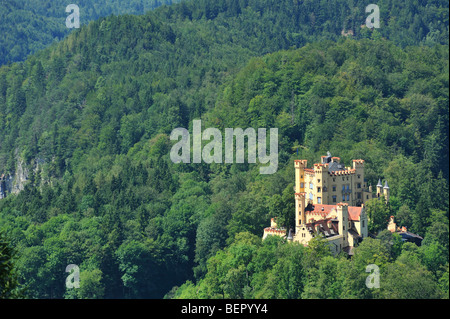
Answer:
[0, 0, 182, 65]
[0, 0, 448, 299]
[174, 42, 449, 298]
[1, 0, 448, 66]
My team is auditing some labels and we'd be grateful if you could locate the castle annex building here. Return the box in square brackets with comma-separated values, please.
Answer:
[263, 154, 390, 255]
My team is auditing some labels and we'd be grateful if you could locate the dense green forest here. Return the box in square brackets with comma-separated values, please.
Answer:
[1, 0, 449, 66]
[0, 0, 448, 299]
[0, 0, 183, 65]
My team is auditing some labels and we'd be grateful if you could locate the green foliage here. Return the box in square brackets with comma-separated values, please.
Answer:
[302, 256, 347, 299]
[269, 182, 295, 230]
[0, 0, 183, 66]
[178, 232, 448, 299]
[65, 268, 105, 299]
[0, 232, 22, 298]
[365, 198, 391, 234]
[379, 248, 442, 299]
[174, 233, 307, 299]
[376, 230, 403, 260]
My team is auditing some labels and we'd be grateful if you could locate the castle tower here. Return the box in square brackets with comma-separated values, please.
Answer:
[337, 203, 349, 247]
[313, 163, 326, 204]
[294, 160, 307, 193]
[376, 179, 382, 198]
[295, 192, 306, 227]
[352, 159, 365, 205]
[383, 180, 390, 203]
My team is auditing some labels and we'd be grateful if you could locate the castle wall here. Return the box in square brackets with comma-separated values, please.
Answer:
[326, 235, 344, 256]
[300, 159, 366, 208]
[265, 156, 373, 256]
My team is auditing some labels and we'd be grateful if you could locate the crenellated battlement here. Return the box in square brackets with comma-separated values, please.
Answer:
[294, 159, 307, 168]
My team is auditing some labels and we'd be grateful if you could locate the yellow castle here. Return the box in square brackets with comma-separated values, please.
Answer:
[263, 153, 389, 255]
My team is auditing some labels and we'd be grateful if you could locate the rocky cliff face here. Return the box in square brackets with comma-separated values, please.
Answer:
[12, 159, 30, 194]
[0, 158, 39, 199]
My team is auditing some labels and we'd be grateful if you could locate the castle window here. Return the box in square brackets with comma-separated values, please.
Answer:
[318, 197, 322, 204]
[366, 195, 369, 199]
[317, 179, 321, 183]
[357, 192, 361, 199]
[346, 194, 350, 201]
[310, 182, 313, 189]
[357, 175, 361, 179]
[323, 186, 327, 192]
[333, 178, 336, 182]
[357, 183, 361, 188]
[300, 182, 304, 188]
[362, 220, 365, 227]
[309, 193, 313, 200]
[332, 195, 337, 203]
[317, 187, 321, 193]
[342, 195, 345, 201]
[332, 186, 336, 192]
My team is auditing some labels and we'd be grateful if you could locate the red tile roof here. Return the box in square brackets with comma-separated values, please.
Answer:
[348, 206, 362, 221]
[307, 204, 335, 215]
[306, 204, 362, 221]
